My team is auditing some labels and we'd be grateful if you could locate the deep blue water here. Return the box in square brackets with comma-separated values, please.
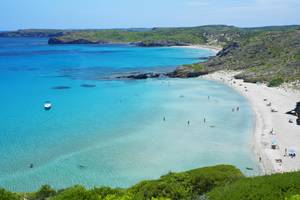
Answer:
[0, 37, 257, 191]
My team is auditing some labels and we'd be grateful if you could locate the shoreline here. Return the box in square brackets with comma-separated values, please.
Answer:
[202, 71, 300, 174]
[171, 44, 222, 54]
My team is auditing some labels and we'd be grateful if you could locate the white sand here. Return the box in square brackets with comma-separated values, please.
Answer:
[172, 45, 222, 54]
[202, 71, 300, 174]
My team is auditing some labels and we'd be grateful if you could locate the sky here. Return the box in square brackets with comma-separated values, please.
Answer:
[1, 0, 300, 30]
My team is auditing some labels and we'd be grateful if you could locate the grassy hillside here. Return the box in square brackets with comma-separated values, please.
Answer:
[181, 30, 300, 86]
[1, 165, 300, 200]
[46, 25, 300, 47]
[47, 25, 240, 46]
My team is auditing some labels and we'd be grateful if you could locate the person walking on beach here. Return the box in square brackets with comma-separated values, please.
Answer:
[284, 148, 287, 157]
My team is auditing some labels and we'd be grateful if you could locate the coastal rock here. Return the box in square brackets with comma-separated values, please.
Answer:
[198, 56, 213, 60]
[134, 40, 188, 47]
[167, 66, 208, 78]
[48, 38, 108, 45]
[216, 42, 239, 57]
[116, 72, 161, 79]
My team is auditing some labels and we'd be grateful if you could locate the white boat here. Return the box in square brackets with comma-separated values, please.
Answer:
[44, 102, 52, 110]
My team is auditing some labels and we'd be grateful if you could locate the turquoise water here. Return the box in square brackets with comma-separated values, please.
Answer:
[0, 38, 257, 191]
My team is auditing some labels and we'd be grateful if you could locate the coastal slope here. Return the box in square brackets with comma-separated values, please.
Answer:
[181, 30, 300, 86]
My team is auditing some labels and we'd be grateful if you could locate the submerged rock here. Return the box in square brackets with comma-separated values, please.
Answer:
[80, 84, 96, 88]
[78, 165, 87, 169]
[51, 86, 71, 90]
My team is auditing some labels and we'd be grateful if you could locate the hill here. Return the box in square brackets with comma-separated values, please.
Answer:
[174, 30, 300, 86]
[44, 25, 300, 46]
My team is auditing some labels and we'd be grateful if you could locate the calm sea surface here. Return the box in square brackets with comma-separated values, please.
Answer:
[0, 37, 257, 191]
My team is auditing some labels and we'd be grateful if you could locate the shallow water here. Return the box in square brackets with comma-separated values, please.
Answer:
[0, 38, 258, 191]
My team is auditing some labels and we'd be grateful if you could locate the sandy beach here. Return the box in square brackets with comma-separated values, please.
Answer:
[203, 71, 300, 174]
[172, 44, 222, 54]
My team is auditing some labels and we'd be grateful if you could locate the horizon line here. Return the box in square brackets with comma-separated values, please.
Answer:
[2, 24, 300, 32]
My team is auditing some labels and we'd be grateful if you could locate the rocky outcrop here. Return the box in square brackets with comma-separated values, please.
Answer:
[216, 42, 239, 57]
[166, 66, 208, 78]
[134, 41, 188, 47]
[48, 38, 107, 45]
[115, 72, 161, 79]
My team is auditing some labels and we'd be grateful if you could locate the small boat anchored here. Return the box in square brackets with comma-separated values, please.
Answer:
[44, 101, 52, 110]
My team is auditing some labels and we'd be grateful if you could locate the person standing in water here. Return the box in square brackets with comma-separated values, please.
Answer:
[237, 106, 240, 111]
[187, 121, 190, 125]
[204, 118, 206, 123]
[163, 117, 166, 122]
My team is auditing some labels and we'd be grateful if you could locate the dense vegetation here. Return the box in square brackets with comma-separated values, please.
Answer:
[1, 165, 300, 200]
[207, 170, 300, 200]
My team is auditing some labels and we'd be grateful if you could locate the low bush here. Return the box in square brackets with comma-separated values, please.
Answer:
[268, 77, 284, 87]
[207, 171, 300, 200]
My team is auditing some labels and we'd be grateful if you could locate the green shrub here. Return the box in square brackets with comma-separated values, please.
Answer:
[268, 77, 284, 87]
[286, 194, 300, 200]
[51, 185, 97, 200]
[31, 185, 56, 200]
[0, 188, 19, 200]
[91, 187, 129, 199]
[207, 171, 300, 200]
[129, 165, 243, 200]
[286, 195, 300, 200]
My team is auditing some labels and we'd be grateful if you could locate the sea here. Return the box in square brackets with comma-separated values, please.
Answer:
[0, 37, 258, 191]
